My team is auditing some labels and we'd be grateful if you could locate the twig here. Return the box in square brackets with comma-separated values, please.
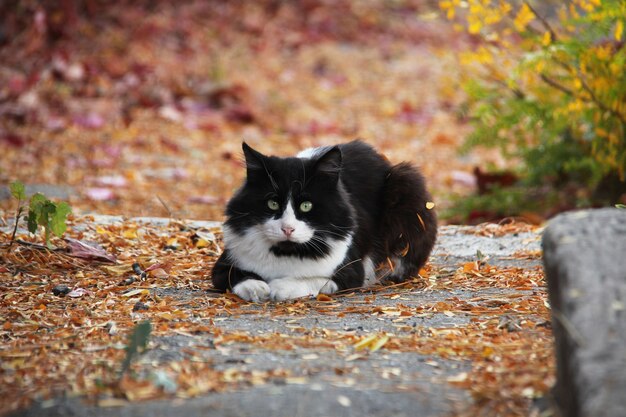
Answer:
[14, 239, 54, 251]
[540, 74, 576, 97]
[540, 74, 626, 125]
[8, 207, 24, 248]
[522, 0, 558, 42]
[156, 195, 174, 219]
[551, 308, 586, 347]
[576, 70, 626, 125]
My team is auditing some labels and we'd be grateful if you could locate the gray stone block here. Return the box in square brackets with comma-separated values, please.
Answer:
[542, 208, 626, 417]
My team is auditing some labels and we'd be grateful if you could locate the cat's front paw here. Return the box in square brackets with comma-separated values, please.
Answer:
[319, 280, 338, 295]
[233, 279, 270, 302]
[269, 279, 314, 301]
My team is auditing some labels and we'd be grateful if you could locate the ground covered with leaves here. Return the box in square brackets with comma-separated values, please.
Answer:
[2, 2, 556, 416]
[1, 0, 506, 221]
[0, 218, 553, 416]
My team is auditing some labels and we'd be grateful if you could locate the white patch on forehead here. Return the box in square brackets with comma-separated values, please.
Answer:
[296, 146, 331, 159]
[223, 224, 352, 282]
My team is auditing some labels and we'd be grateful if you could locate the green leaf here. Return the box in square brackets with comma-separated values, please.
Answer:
[27, 210, 38, 234]
[29, 193, 47, 226]
[121, 321, 152, 376]
[616, 204, 626, 209]
[10, 181, 25, 201]
[50, 202, 71, 237]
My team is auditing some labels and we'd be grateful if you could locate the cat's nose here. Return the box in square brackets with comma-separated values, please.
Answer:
[281, 227, 295, 237]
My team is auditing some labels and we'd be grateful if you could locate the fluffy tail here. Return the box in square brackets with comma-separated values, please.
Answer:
[379, 162, 437, 281]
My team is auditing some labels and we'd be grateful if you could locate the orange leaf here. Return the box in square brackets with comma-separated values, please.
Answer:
[316, 294, 333, 302]
[463, 261, 479, 273]
[416, 213, 426, 230]
[399, 243, 410, 257]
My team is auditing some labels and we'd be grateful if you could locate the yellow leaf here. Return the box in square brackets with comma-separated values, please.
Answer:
[195, 238, 210, 248]
[353, 334, 378, 350]
[123, 228, 138, 239]
[542, 31, 552, 46]
[122, 289, 149, 297]
[96, 226, 110, 235]
[354, 334, 389, 352]
[368, 335, 389, 352]
[615, 20, 624, 42]
[469, 19, 483, 34]
[103, 264, 133, 276]
[513, 3, 535, 32]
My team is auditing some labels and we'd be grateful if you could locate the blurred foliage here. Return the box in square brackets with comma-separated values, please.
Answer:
[441, 0, 626, 219]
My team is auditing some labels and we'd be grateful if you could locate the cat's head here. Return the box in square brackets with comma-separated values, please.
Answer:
[223, 142, 355, 258]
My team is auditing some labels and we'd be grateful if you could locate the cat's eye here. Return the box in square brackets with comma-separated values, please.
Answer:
[267, 199, 280, 211]
[299, 201, 313, 212]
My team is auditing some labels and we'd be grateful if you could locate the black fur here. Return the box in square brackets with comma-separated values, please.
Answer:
[212, 140, 437, 292]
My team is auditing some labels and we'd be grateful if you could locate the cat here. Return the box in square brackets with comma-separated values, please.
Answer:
[211, 140, 437, 302]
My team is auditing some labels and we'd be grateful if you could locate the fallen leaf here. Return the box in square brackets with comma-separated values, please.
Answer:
[337, 395, 352, 407]
[86, 187, 116, 201]
[316, 294, 333, 302]
[67, 288, 91, 298]
[65, 238, 117, 263]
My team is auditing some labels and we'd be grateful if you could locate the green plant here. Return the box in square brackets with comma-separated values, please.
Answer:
[9, 180, 72, 248]
[9, 181, 26, 245]
[120, 321, 152, 377]
[441, 0, 626, 210]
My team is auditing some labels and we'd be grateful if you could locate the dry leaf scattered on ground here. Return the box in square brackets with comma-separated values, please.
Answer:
[1, 219, 553, 416]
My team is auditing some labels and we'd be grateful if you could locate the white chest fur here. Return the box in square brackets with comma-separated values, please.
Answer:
[223, 224, 352, 281]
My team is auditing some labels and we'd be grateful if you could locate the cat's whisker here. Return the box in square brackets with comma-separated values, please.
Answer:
[306, 238, 329, 257]
[228, 212, 251, 220]
[329, 223, 353, 231]
[316, 229, 350, 239]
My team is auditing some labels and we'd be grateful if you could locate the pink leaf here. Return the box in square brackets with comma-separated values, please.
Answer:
[93, 175, 127, 187]
[67, 288, 91, 298]
[187, 195, 218, 204]
[65, 238, 117, 263]
[73, 112, 105, 129]
[86, 187, 116, 201]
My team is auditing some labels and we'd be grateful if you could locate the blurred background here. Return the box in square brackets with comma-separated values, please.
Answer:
[1, 0, 624, 223]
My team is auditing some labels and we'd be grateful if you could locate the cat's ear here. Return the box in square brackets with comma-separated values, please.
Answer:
[314, 146, 342, 181]
[242, 142, 265, 175]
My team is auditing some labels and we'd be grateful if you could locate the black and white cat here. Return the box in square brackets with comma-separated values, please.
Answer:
[212, 140, 437, 302]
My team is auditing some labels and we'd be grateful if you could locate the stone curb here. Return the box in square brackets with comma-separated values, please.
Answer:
[543, 208, 626, 417]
